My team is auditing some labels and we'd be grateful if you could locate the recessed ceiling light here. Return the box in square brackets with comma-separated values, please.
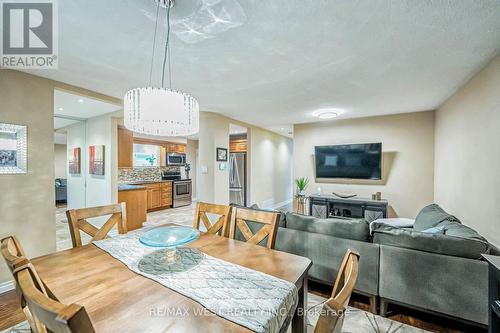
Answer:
[58, 107, 64, 111]
[77, 99, 84, 103]
[312, 108, 344, 120]
[280, 127, 285, 131]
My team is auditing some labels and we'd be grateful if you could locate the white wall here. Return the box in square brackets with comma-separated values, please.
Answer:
[197, 112, 293, 208]
[435, 55, 500, 247]
[294, 111, 435, 218]
[248, 127, 293, 208]
[65, 113, 118, 209]
[66, 121, 87, 209]
[54, 144, 67, 179]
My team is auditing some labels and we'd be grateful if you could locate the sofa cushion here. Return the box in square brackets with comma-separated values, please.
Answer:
[285, 212, 369, 241]
[373, 225, 490, 259]
[413, 204, 460, 231]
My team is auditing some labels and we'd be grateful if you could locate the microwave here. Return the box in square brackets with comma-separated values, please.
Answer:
[167, 153, 186, 166]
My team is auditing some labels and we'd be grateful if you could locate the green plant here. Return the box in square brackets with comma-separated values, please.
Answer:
[295, 177, 309, 192]
[145, 154, 156, 166]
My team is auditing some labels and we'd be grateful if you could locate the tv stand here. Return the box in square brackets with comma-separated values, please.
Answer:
[309, 194, 388, 222]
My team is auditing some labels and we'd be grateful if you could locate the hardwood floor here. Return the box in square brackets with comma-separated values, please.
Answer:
[309, 280, 487, 333]
[0, 291, 25, 331]
[0, 281, 487, 332]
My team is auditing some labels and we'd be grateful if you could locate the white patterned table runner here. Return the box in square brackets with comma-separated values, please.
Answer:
[93, 230, 297, 333]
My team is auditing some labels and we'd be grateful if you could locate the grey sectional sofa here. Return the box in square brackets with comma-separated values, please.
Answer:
[267, 204, 498, 326]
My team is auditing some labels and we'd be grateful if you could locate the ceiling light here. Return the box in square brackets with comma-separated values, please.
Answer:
[312, 108, 344, 120]
[77, 99, 84, 103]
[124, 0, 199, 137]
[280, 127, 285, 131]
[58, 107, 64, 111]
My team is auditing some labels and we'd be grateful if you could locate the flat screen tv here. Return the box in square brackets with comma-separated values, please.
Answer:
[315, 143, 382, 179]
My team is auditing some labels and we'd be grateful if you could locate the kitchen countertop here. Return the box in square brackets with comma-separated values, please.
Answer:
[118, 184, 147, 191]
[120, 180, 174, 185]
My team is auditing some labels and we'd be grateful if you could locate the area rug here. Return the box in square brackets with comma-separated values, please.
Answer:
[1, 293, 429, 333]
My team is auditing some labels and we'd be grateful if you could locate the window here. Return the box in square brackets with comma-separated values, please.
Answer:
[133, 143, 160, 167]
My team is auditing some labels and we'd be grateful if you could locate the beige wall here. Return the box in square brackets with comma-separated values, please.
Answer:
[294, 111, 435, 218]
[198, 112, 293, 208]
[0, 70, 122, 286]
[186, 139, 198, 199]
[435, 55, 500, 248]
[247, 126, 293, 208]
[54, 144, 67, 179]
[0, 70, 56, 285]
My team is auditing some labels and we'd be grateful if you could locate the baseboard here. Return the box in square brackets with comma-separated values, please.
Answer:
[0, 280, 14, 294]
[273, 198, 292, 210]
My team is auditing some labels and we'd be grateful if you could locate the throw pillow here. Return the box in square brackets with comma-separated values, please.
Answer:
[414, 204, 460, 231]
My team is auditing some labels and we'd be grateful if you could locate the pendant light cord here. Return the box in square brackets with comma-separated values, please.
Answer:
[148, 1, 160, 86]
[161, 2, 172, 89]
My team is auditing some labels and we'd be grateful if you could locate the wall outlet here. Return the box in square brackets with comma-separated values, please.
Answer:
[201, 165, 208, 174]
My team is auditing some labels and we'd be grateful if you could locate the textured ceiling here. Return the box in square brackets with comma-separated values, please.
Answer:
[26, 0, 500, 132]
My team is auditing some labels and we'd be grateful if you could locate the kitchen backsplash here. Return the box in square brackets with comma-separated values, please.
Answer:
[118, 166, 180, 183]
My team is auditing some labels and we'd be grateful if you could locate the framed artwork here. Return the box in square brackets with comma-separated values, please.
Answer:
[89, 145, 105, 175]
[216, 147, 227, 162]
[68, 147, 81, 174]
[0, 123, 27, 174]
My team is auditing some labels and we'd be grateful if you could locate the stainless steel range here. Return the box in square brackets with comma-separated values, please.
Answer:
[162, 171, 192, 208]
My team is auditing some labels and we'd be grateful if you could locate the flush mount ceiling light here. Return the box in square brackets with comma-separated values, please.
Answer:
[312, 108, 344, 120]
[124, 0, 199, 137]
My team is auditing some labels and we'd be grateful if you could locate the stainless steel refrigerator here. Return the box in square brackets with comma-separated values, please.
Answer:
[229, 152, 246, 206]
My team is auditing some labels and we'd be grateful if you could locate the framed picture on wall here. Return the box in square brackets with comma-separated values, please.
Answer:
[216, 147, 227, 162]
[89, 145, 105, 175]
[68, 147, 81, 174]
[0, 123, 27, 174]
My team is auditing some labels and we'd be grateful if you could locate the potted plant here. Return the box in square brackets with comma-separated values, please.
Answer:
[295, 177, 309, 196]
[184, 163, 191, 179]
[145, 154, 156, 166]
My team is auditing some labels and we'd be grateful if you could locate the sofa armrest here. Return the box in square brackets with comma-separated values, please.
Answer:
[379, 244, 488, 325]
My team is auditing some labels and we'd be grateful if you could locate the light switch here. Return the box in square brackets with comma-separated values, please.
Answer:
[201, 165, 208, 174]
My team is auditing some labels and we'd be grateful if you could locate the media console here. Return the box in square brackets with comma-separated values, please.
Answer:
[309, 194, 388, 222]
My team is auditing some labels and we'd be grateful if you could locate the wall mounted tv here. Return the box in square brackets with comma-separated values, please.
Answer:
[314, 143, 382, 179]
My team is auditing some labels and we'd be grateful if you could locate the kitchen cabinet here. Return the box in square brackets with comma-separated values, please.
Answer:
[118, 186, 147, 231]
[166, 143, 186, 153]
[142, 181, 173, 211]
[118, 126, 133, 168]
[230, 139, 247, 153]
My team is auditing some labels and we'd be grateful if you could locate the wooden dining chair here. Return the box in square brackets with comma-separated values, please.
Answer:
[193, 202, 232, 236]
[228, 207, 280, 249]
[314, 250, 360, 333]
[66, 203, 127, 248]
[15, 262, 96, 333]
[1, 236, 47, 333]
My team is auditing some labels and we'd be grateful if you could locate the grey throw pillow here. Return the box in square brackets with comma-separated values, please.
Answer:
[414, 204, 460, 231]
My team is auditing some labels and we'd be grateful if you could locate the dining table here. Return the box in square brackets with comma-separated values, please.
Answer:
[32, 224, 312, 333]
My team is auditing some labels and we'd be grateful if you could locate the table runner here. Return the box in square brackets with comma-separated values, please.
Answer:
[93, 230, 298, 333]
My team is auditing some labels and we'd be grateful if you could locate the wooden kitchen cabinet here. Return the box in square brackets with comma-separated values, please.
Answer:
[145, 183, 161, 210]
[143, 182, 172, 211]
[118, 126, 133, 168]
[166, 143, 186, 153]
[118, 187, 147, 231]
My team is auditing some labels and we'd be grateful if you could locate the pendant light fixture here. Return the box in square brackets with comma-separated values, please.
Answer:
[124, 0, 199, 137]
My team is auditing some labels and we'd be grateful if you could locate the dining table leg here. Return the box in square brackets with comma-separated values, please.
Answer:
[292, 274, 308, 333]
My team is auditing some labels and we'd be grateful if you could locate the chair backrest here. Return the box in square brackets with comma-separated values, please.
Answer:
[228, 207, 280, 249]
[193, 202, 232, 236]
[66, 203, 127, 248]
[1, 236, 27, 272]
[15, 263, 95, 333]
[314, 250, 360, 333]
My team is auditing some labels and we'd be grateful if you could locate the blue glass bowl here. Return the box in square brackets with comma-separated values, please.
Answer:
[139, 226, 200, 248]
